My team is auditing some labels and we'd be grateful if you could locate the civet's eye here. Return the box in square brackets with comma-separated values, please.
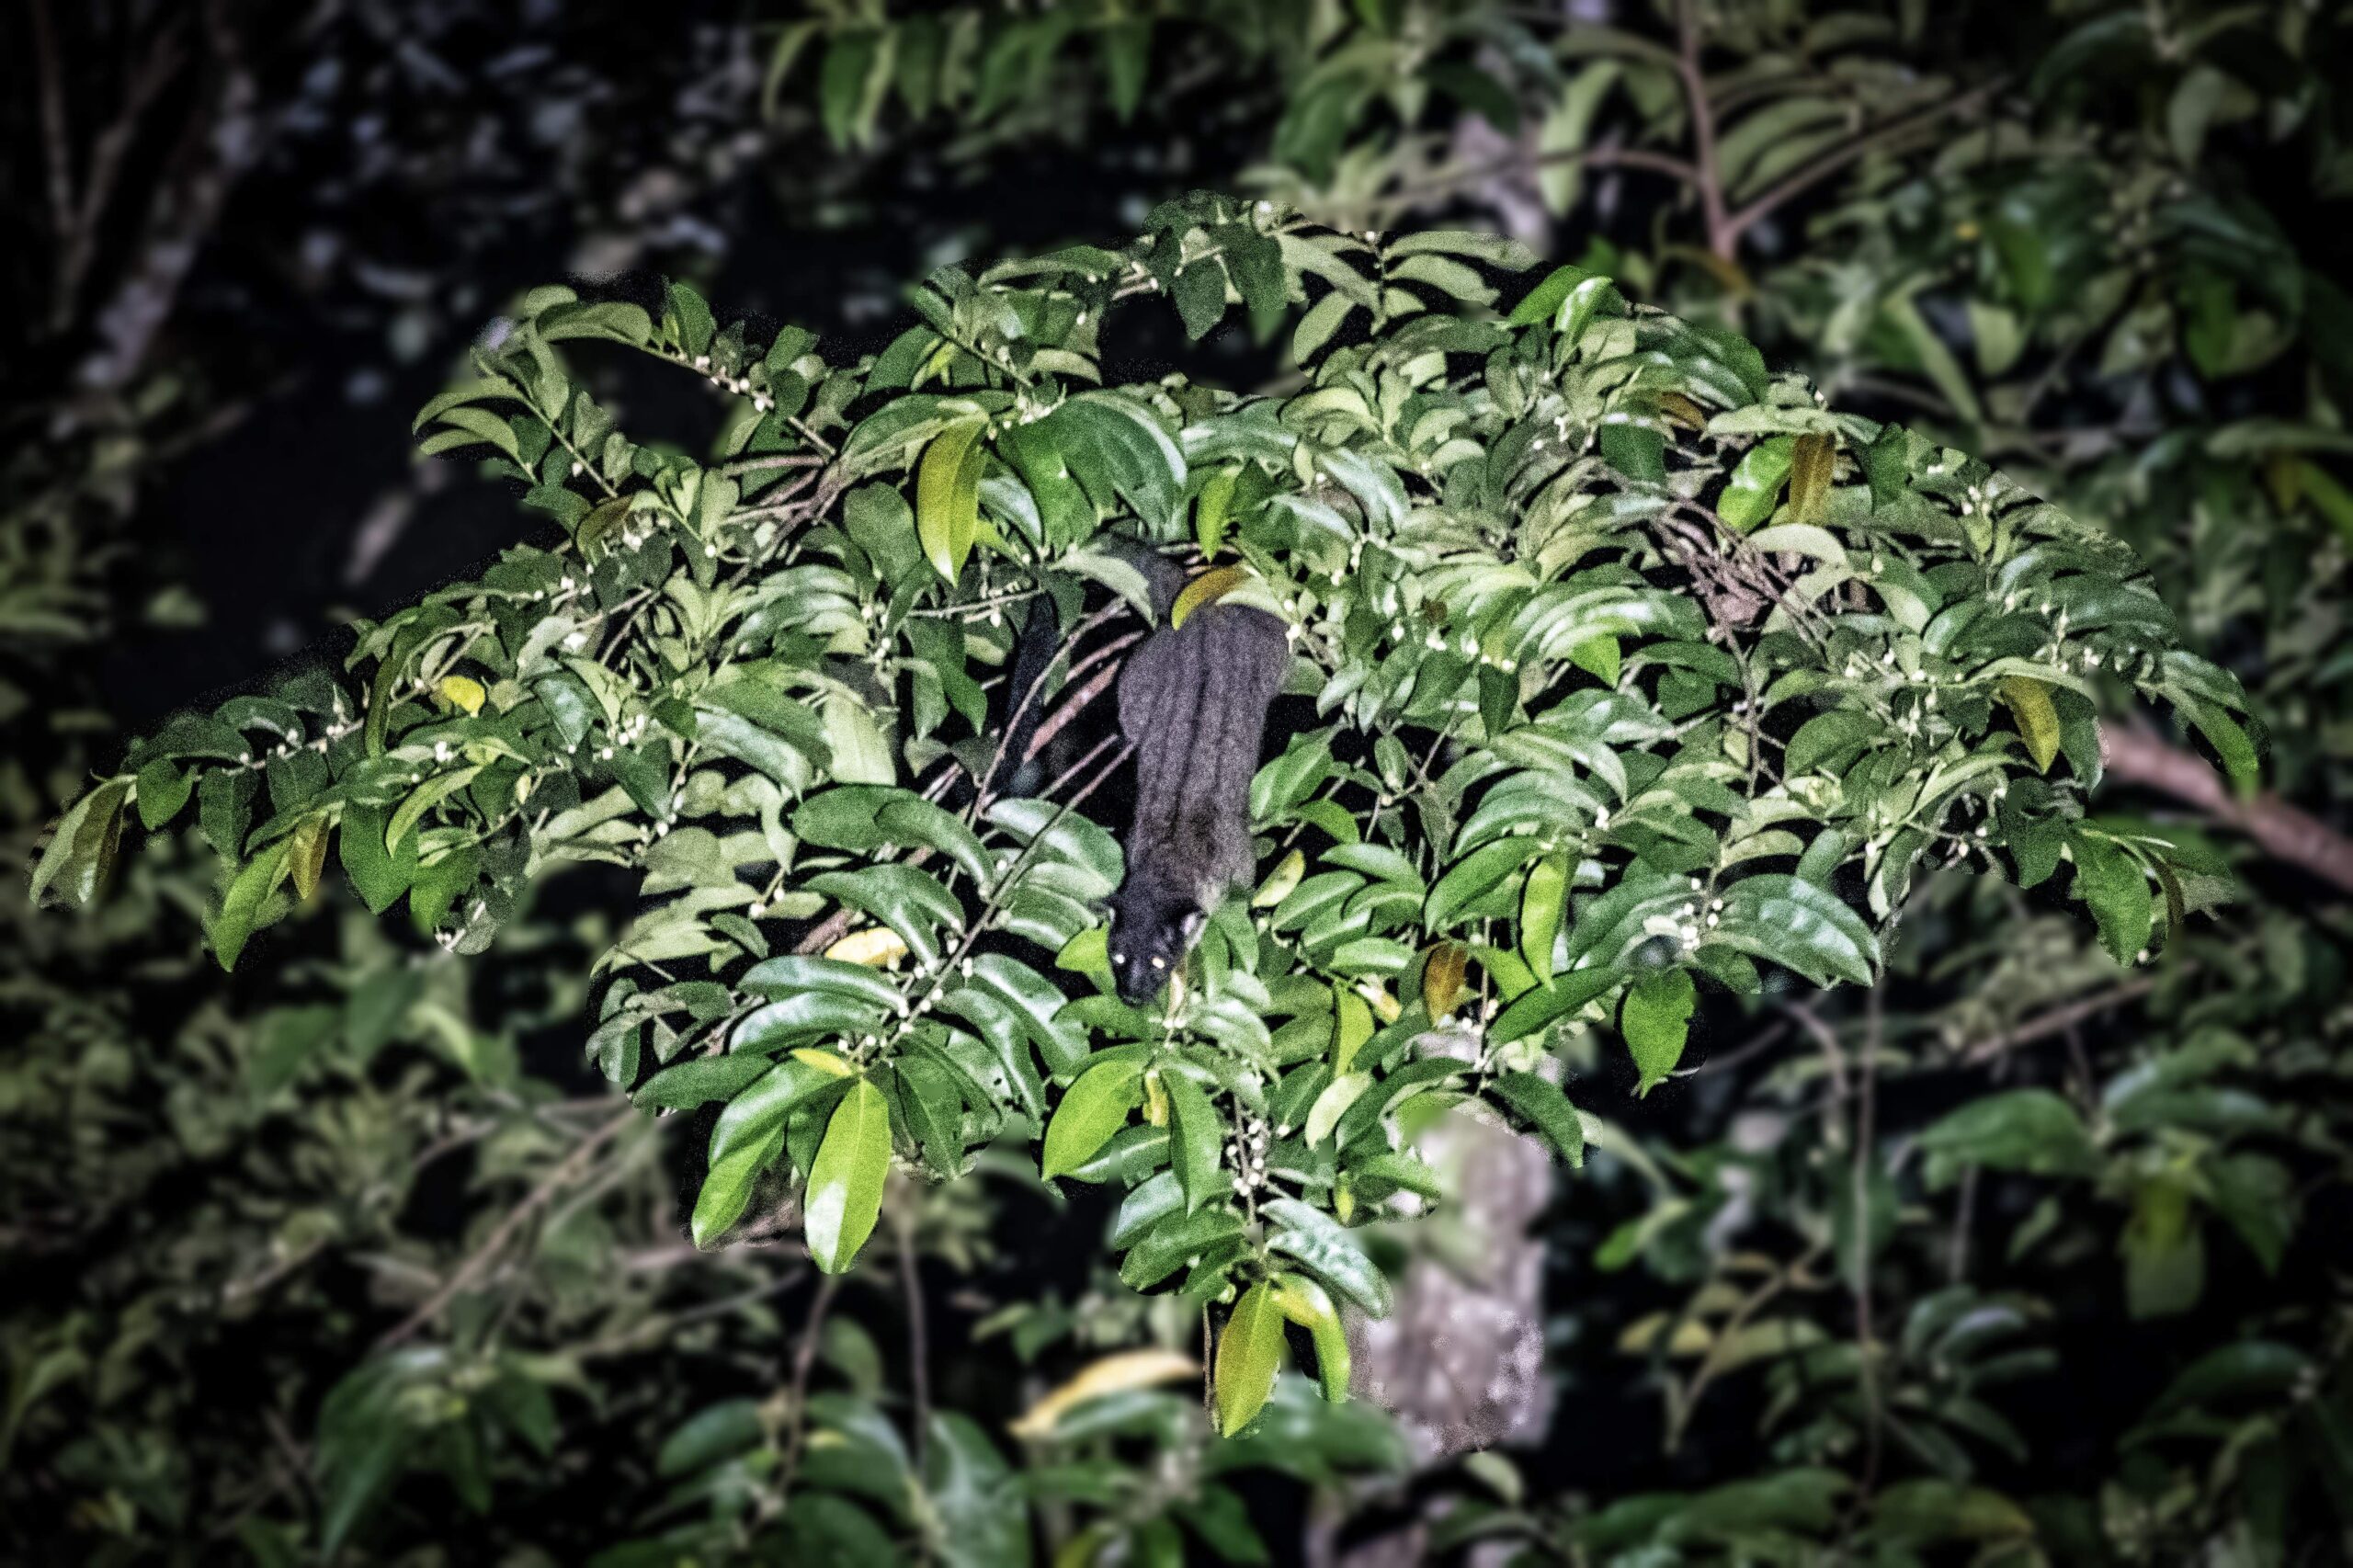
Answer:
[1113, 954, 1126, 965]
[1151, 956, 1165, 970]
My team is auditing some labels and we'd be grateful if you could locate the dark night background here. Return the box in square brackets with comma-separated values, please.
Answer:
[7, 2, 2353, 1562]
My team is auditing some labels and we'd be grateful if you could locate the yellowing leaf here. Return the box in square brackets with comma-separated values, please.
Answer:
[1422, 940, 1470, 1020]
[1332, 987, 1373, 1077]
[1788, 431, 1836, 525]
[1007, 1349, 1199, 1440]
[1213, 1281, 1286, 1437]
[1618, 1312, 1715, 1357]
[915, 419, 986, 583]
[290, 817, 331, 902]
[1195, 466, 1239, 557]
[1657, 391, 1707, 429]
[1170, 564, 1253, 629]
[1253, 848, 1305, 908]
[435, 675, 487, 716]
[789, 1048, 856, 1078]
[1997, 676, 2062, 773]
[826, 926, 910, 968]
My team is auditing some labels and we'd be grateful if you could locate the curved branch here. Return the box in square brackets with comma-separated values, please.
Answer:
[2099, 723, 2353, 894]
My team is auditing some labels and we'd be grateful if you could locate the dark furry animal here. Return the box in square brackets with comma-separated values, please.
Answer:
[1106, 593, 1289, 1003]
[993, 538, 1289, 1003]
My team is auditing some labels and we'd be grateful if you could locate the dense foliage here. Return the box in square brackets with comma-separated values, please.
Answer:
[10, 2, 2353, 1563]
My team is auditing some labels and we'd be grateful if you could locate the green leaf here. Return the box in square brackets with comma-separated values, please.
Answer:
[1214, 1282, 1286, 1437]
[1490, 965, 1620, 1045]
[637, 1054, 773, 1111]
[1712, 875, 1881, 988]
[803, 864, 963, 970]
[1598, 422, 1665, 483]
[888, 1057, 966, 1179]
[1785, 710, 1881, 778]
[1292, 292, 1355, 366]
[1267, 1274, 1350, 1403]
[1304, 1072, 1372, 1148]
[666, 281, 717, 358]
[1261, 1198, 1390, 1316]
[133, 759, 193, 831]
[30, 777, 130, 909]
[207, 838, 296, 971]
[693, 1127, 782, 1249]
[1917, 1089, 2100, 1187]
[804, 1078, 891, 1273]
[384, 766, 483, 854]
[1163, 1069, 1225, 1213]
[1119, 1203, 1243, 1290]
[339, 802, 416, 915]
[2070, 832, 2154, 964]
[740, 953, 908, 1012]
[710, 1054, 857, 1166]
[1717, 436, 1796, 531]
[1620, 968, 1696, 1094]
[916, 420, 986, 582]
[1425, 838, 1540, 929]
[1519, 851, 1568, 982]
[1488, 1072, 1585, 1166]
[1040, 1055, 1146, 1179]
[1040, 392, 1186, 536]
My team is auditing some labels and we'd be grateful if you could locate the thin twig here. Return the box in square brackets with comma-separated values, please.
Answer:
[1021, 653, 1130, 765]
[2101, 722, 2353, 893]
[1722, 85, 2001, 250]
[896, 1200, 930, 1471]
[375, 1108, 633, 1348]
[1381, 142, 1700, 213]
[1957, 978, 2158, 1066]
[776, 1274, 844, 1503]
[1850, 992, 1884, 1507]
[28, 0, 77, 296]
[1677, 0, 1732, 259]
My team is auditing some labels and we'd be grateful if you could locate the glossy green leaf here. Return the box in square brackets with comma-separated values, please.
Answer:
[1620, 968, 1696, 1095]
[916, 419, 986, 582]
[1162, 1068, 1224, 1213]
[1040, 1055, 1146, 1180]
[1214, 1281, 1286, 1437]
[804, 1077, 891, 1273]
[1489, 1072, 1585, 1167]
[1267, 1274, 1350, 1403]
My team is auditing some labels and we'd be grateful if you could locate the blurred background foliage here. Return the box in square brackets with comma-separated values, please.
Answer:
[6, 1, 2351, 1562]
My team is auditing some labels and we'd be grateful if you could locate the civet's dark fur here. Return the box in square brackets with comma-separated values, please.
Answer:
[1106, 594, 1289, 1003]
[995, 538, 1288, 1003]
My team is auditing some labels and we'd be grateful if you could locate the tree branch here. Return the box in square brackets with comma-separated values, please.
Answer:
[1722, 84, 2001, 250]
[2099, 723, 2353, 894]
[1676, 0, 1732, 259]
[1958, 978, 2160, 1067]
[375, 1107, 633, 1348]
[1381, 142, 1700, 215]
[28, 0, 78, 305]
